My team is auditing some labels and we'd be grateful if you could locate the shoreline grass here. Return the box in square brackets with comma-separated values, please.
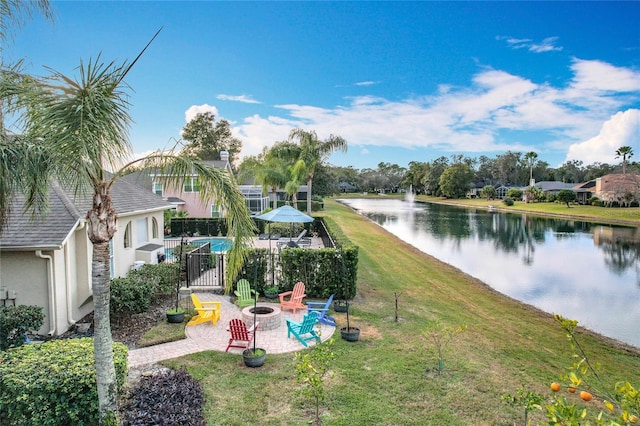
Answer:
[161, 198, 639, 425]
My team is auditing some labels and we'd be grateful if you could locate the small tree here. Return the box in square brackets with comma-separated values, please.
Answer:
[480, 185, 496, 200]
[557, 190, 577, 207]
[295, 338, 336, 425]
[501, 385, 545, 426]
[424, 319, 466, 374]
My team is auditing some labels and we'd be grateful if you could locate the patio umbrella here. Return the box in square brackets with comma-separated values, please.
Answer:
[256, 205, 314, 284]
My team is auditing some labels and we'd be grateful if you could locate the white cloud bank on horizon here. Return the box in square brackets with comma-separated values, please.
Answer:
[566, 109, 640, 165]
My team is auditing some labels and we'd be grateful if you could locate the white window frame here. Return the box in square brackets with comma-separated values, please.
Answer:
[183, 177, 201, 193]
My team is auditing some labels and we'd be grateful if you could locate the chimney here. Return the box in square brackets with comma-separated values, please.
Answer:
[220, 151, 229, 162]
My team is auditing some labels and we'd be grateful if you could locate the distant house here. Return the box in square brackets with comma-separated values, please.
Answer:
[0, 180, 171, 336]
[575, 173, 640, 206]
[338, 181, 357, 193]
[534, 181, 591, 204]
[149, 151, 235, 218]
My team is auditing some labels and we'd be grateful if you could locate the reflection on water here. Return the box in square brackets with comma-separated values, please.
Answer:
[340, 198, 640, 348]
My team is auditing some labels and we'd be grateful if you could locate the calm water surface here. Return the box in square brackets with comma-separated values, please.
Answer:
[340, 198, 640, 348]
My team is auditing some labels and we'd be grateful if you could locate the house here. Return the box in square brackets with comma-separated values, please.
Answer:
[533, 181, 591, 204]
[574, 173, 640, 206]
[0, 179, 171, 336]
[147, 150, 245, 217]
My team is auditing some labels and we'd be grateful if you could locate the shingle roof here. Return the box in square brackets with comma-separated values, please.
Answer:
[0, 179, 171, 250]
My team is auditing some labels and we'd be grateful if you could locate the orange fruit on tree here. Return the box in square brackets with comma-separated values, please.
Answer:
[579, 391, 593, 401]
[567, 386, 576, 393]
[550, 382, 561, 392]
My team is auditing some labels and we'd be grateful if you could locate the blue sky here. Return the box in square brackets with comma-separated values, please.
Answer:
[7, 1, 640, 170]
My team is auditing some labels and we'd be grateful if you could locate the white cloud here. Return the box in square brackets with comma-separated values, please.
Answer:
[230, 60, 639, 165]
[216, 94, 261, 104]
[569, 58, 640, 93]
[354, 81, 380, 86]
[529, 37, 563, 53]
[565, 109, 640, 165]
[498, 35, 562, 52]
[184, 104, 219, 123]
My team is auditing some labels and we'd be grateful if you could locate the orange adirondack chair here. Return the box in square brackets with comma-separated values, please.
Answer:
[279, 282, 306, 313]
[225, 319, 258, 352]
[187, 294, 221, 326]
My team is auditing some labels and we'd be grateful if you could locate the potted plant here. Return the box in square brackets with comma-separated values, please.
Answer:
[337, 250, 360, 342]
[339, 301, 360, 342]
[167, 236, 187, 323]
[263, 284, 279, 299]
[242, 266, 266, 367]
[333, 299, 348, 313]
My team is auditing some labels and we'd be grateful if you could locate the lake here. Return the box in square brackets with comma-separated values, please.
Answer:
[339, 198, 640, 348]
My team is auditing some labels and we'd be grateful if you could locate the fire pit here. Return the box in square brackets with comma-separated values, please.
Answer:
[241, 304, 282, 330]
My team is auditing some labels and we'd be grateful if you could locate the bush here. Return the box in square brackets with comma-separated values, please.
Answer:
[110, 275, 156, 318]
[121, 369, 205, 426]
[503, 196, 514, 206]
[588, 196, 599, 205]
[545, 193, 557, 203]
[129, 262, 180, 297]
[506, 188, 523, 200]
[0, 337, 128, 425]
[0, 305, 44, 350]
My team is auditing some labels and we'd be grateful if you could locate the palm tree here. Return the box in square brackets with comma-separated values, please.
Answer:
[239, 145, 290, 210]
[524, 151, 538, 184]
[615, 146, 634, 174]
[271, 129, 347, 215]
[2, 49, 255, 424]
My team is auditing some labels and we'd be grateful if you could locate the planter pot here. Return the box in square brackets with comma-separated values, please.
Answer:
[340, 326, 360, 342]
[166, 311, 185, 323]
[242, 348, 266, 368]
[333, 301, 349, 313]
[264, 293, 279, 300]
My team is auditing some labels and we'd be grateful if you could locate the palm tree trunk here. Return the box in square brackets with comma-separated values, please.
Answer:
[87, 181, 119, 424]
[92, 241, 119, 424]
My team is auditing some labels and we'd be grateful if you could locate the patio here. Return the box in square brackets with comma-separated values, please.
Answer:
[128, 292, 336, 369]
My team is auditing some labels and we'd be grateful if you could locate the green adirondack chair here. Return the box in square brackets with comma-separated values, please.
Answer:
[286, 311, 320, 347]
[234, 279, 259, 308]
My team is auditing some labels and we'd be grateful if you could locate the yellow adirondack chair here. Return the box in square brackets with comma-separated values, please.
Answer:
[279, 281, 306, 313]
[234, 279, 259, 308]
[188, 294, 221, 326]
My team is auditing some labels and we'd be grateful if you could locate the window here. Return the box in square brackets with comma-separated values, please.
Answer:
[211, 204, 221, 218]
[183, 177, 201, 193]
[136, 218, 148, 245]
[152, 217, 159, 239]
[153, 182, 163, 196]
[124, 221, 132, 248]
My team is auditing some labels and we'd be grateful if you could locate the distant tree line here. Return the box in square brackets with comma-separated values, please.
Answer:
[299, 149, 637, 199]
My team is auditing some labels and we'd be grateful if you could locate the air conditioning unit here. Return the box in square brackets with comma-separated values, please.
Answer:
[135, 243, 165, 265]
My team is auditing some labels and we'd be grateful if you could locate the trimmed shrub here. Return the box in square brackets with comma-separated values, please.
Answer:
[0, 337, 128, 425]
[503, 196, 515, 206]
[506, 188, 523, 200]
[0, 305, 44, 350]
[129, 262, 180, 297]
[110, 275, 156, 318]
[121, 369, 205, 426]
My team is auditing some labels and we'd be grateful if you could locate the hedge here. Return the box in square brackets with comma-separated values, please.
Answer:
[0, 305, 44, 350]
[0, 337, 128, 426]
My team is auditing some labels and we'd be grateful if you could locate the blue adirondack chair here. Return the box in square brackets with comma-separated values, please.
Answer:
[286, 311, 320, 347]
[306, 294, 336, 327]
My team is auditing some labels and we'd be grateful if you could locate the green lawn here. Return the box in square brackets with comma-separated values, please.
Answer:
[161, 198, 640, 425]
